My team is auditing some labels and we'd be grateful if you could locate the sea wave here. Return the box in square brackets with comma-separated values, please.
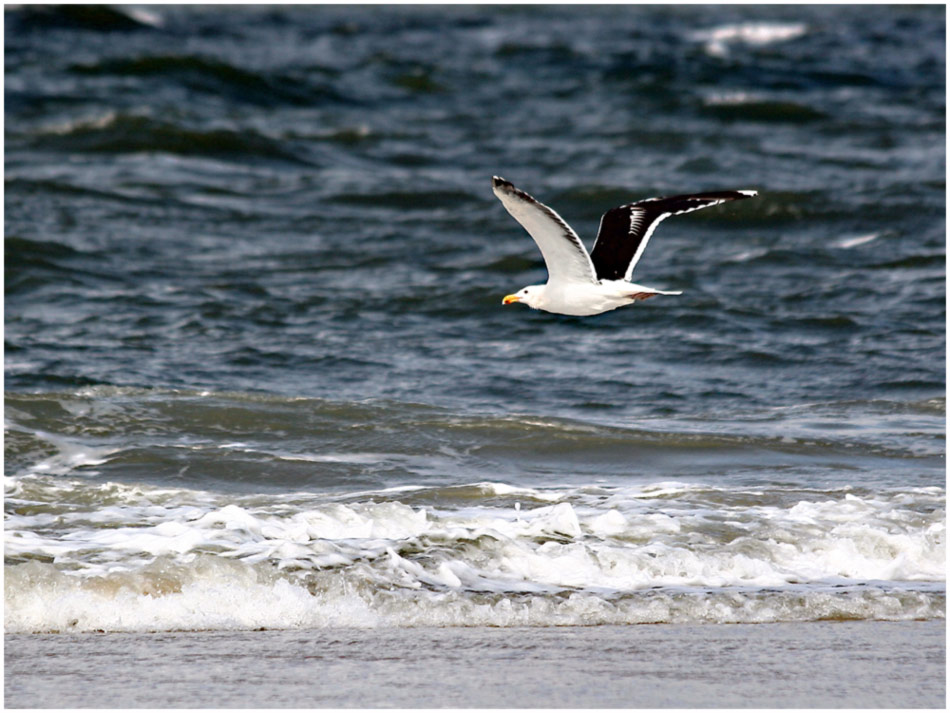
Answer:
[23, 112, 312, 164]
[4, 388, 944, 497]
[5, 555, 942, 633]
[9, 479, 944, 580]
[689, 22, 808, 57]
[8, 4, 163, 32]
[5, 469, 944, 632]
[69, 54, 348, 107]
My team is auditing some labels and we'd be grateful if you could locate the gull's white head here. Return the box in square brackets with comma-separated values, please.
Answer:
[502, 284, 545, 309]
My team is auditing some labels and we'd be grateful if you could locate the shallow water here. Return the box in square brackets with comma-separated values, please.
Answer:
[5, 622, 946, 708]
[4, 5, 945, 635]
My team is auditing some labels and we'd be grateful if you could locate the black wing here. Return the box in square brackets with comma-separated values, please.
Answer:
[589, 190, 757, 281]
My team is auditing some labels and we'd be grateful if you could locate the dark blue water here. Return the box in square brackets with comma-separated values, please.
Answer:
[4, 5, 945, 633]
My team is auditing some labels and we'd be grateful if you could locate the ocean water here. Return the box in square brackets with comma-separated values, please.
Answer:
[4, 4, 945, 640]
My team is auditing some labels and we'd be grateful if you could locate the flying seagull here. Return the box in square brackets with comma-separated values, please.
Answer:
[493, 176, 757, 316]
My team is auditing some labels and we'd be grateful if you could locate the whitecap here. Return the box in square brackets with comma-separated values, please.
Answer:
[836, 233, 880, 249]
[690, 22, 808, 57]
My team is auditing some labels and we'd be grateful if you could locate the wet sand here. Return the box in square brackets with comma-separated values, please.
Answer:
[5, 620, 944, 708]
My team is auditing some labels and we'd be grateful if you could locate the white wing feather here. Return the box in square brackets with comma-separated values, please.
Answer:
[493, 177, 597, 285]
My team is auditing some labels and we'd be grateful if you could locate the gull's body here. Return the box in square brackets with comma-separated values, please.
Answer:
[493, 176, 757, 316]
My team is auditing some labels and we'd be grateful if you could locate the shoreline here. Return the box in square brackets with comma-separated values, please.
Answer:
[5, 619, 945, 708]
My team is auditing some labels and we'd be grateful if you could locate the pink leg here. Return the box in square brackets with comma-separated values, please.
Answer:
[628, 292, 657, 301]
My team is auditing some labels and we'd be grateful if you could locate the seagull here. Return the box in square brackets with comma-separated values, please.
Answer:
[493, 176, 757, 316]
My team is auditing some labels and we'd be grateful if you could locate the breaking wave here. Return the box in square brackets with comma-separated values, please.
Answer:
[5, 473, 944, 633]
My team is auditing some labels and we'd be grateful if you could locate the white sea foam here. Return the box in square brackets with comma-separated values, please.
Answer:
[704, 90, 763, 107]
[5, 476, 945, 632]
[836, 233, 880, 249]
[7, 429, 118, 479]
[4, 556, 942, 633]
[690, 22, 808, 57]
[124, 6, 164, 28]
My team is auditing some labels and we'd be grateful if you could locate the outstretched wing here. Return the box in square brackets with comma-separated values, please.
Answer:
[492, 176, 597, 285]
[590, 190, 757, 281]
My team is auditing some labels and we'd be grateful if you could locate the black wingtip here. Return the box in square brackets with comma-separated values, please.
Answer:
[492, 175, 511, 189]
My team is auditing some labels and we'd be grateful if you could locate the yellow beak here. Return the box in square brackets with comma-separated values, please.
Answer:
[502, 294, 520, 305]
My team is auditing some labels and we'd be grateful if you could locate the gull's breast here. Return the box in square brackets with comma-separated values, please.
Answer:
[543, 282, 632, 316]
